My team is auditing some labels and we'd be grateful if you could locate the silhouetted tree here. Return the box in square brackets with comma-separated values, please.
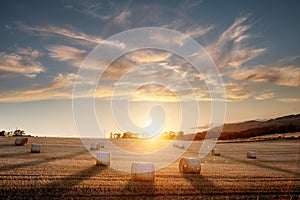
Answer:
[113, 133, 121, 138]
[13, 130, 25, 136]
[0, 131, 5, 136]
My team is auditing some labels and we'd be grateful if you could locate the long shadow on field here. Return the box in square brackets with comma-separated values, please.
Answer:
[0, 151, 31, 158]
[0, 143, 16, 149]
[0, 165, 108, 199]
[37, 165, 108, 198]
[123, 180, 155, 199]
[222, 155, 300, 176]
[0, 150, 88, 171]
[181, 174, 224, 195]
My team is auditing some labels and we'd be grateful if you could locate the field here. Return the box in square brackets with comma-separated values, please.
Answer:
[0, 137, 299, 199]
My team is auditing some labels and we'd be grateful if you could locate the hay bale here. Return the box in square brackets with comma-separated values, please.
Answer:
[179, 158, 201, 174]
[15, 137, 28, 146]
[247, 151, 256, 159]
[211, 148, 221, 156]
[31, 144, 41, 153]
[131, 162, 155, 182]
[172, 143, 177, 147]
[90, 143, 99, 150]
[96, 151, 110, 166]
[177, 144, 185, 149]
[90, 142, 104, 150]
[99, 142, 104, 148]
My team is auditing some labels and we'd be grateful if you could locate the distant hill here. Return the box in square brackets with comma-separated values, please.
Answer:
[193, 114, 300, 140]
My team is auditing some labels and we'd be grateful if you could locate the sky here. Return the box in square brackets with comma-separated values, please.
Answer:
[0, 0, 299, 137]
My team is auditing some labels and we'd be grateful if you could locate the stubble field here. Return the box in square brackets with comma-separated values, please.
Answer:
[0, 137, 299, 199]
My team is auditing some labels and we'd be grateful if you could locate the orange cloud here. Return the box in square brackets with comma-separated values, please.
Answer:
[19, 23, 125, 49]
[277, 98, 300, 103]
[126, 49, 172, 64]
[225, 83, 253, 100]
[46, 45, 86, 67]
[226, 65, 300, 88]
[0, 48, 44, 78]
[206, 15, 265, 69]
[255, 92, 275, 100]
[0, 73, 75, 102]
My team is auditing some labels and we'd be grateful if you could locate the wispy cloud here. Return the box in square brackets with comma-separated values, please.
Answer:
[127, 84, 177, 102]
[114, 9, 131, 25]
[225, 83, 253, 100]
[184, 25, 214, 39]
[151, 25, 212, 46]
[125, 49, 172, 64]
[0, 48, 44, 78]
[182, 0, 205, 9]
[46, 45, 86, 67]
[255, 92, 275, 100]
[226, 64, 300, 88]
[19, 23, 101, 45]
[277, 98, 300, 103]
[17, 47, 42, 59]
[65, 1, 112, 20]
[0, 73, 75, 102]
[18, 23, 125, 49]
[207, 15, 266, 69]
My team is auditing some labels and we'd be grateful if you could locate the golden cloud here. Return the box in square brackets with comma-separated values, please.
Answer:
[0, 48, 44, 78]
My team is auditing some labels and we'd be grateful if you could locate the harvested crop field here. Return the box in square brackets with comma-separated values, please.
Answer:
[0, 137, 299, 199]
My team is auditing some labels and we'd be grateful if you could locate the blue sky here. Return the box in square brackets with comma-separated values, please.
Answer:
[0, 0, 299, 137]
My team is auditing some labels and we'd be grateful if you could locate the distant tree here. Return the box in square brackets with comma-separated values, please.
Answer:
[122, 132, 132, 138]
[109, 132, 113, 139]
[160, 131, 176, 140]
[122, 132, 138, 138]
[0, 131, 5, 136]
[13, 130, 25, 136]
[113, 133, 121, 138]
[177, 131, 184, 136]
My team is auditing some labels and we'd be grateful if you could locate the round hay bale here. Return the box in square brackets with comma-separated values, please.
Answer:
[131, 162, 155, 182]
[172, 143, 177, 147]
[15, 137, 28, 146]
[247, 151, 256, 159]
[90, 143, 99, 150]
[96, 151, 110, 166]
[90, 142, 105, 150]
[179, 158, 201, 174]
[177, 144, 185, 149]
[211, 148, 221, 156]
[99, 142, 104, 148]
[31, 144, 41, 153]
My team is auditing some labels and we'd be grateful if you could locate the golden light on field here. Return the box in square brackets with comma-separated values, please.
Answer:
[110, 137, 171, 153]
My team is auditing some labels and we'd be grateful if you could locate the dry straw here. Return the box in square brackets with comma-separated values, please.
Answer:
[31, 144, 41, 153]
[131, 162, 155, 182]
[247, 151, 256, 159]
[179, 158, 201, 174]
[15, 137, 28, 146]
[96, 151, 110, 166]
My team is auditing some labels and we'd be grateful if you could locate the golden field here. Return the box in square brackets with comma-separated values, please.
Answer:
[0, 137, 299, 199]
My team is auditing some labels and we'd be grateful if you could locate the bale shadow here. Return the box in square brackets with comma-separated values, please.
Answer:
[222, 155, 300, 176]
[0, 143, 18, 149]
[0, 151, 31, 158]
[46, 165, 108, 187]
[122, 179, 155, 199]
[181, 173, 224, 196]
[0, 165, 108, 199]
[0, 150, 88, 171]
